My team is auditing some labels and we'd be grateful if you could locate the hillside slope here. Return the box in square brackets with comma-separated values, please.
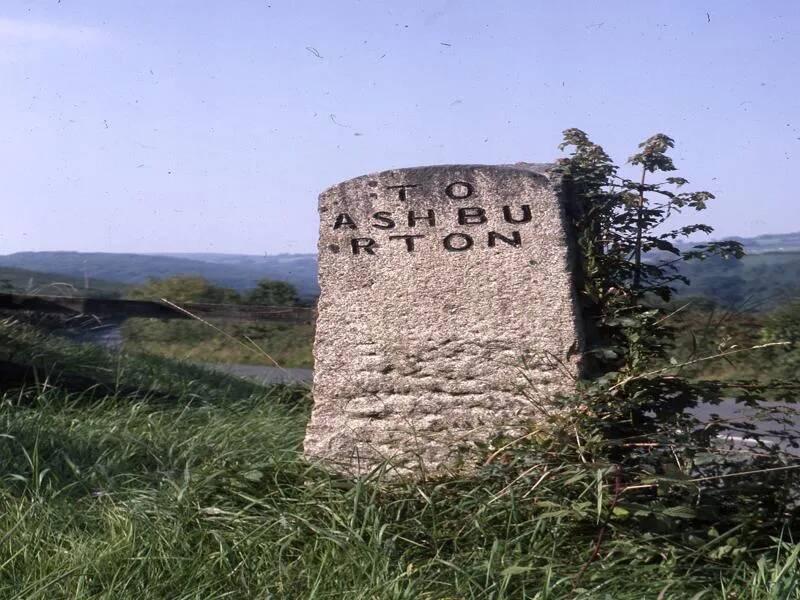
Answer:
[726, 231, 800, 254]
[675, 251, 800, 310]
[0, 266, 126, 298]
[2, 234, 798, 308]
[0, 252, 319, 297]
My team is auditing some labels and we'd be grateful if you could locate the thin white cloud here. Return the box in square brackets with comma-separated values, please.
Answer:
[0, 18, 105, 45]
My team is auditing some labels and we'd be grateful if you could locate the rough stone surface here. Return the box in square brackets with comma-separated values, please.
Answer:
[304, 164, 584, 478]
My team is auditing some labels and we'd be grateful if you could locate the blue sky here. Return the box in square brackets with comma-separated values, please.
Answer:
[1, 1, 798, 255]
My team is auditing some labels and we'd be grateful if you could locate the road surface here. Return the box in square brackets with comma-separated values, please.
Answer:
[203, 363, 313, 385]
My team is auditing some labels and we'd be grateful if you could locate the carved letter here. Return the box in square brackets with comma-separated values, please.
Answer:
[372, 211, 396, 229]
[351, 238, 376, 255]
[386, 184, 419, 202]
[488, 230, 522, 248]
[389, 234, 425, 252]
[502, 205, 532, 224]
[443, 232, 474, 252]
[457, 207, 487, 225]
[333, 213, 357, 230]
[408, 209, 436, 227]
[445, 181, 474, 199]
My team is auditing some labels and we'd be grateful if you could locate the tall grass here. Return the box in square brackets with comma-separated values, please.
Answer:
[1, 319, 798, 598]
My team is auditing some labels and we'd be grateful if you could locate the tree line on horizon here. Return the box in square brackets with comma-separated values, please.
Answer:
[126, 275, 303, 307]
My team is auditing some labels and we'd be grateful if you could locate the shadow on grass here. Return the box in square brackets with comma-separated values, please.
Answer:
[0, 317, 310, 405]
[0, 352, 310, 408]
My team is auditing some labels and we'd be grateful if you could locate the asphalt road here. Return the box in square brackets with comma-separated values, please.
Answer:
[204, 363, 313, 385]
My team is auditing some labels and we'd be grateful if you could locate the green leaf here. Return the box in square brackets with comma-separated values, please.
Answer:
[243, 470, 264, 482]
[663, 506, 696, 519]
[501, 565, 534, 577]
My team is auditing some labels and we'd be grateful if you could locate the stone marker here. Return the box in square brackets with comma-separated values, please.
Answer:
[304, 164, 584, 478]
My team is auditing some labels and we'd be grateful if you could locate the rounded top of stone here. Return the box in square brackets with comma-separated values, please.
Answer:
[320, 162, 558, 198]
[505, 162, 558, 175]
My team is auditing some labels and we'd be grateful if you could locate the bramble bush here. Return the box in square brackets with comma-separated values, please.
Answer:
[499, 129, 800, 575]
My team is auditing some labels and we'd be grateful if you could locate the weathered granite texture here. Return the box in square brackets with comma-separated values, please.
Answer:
[304, 164, 584, 478]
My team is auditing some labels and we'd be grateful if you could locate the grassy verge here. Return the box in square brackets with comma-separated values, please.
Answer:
[121, 318, 314, 368]
[1, 319, 799, 598]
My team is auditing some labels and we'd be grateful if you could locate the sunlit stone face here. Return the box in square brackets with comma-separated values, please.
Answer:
[304, 164, 585, 478]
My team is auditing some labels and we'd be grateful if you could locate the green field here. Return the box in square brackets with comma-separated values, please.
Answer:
[0, 266, 127, 298]
[1, 318, 799, 598]
[121, 318, 315, 368]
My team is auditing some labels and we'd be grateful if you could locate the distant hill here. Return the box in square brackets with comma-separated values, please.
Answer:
[725, 231, 800, 254]
[675, 250, 800, 311]
[674, 231, 800, 254]
[657, 232, 800, 310]
[1, 232, 798, 309]
[0, 265, 126, 298]
[0, 252, 319, 298]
